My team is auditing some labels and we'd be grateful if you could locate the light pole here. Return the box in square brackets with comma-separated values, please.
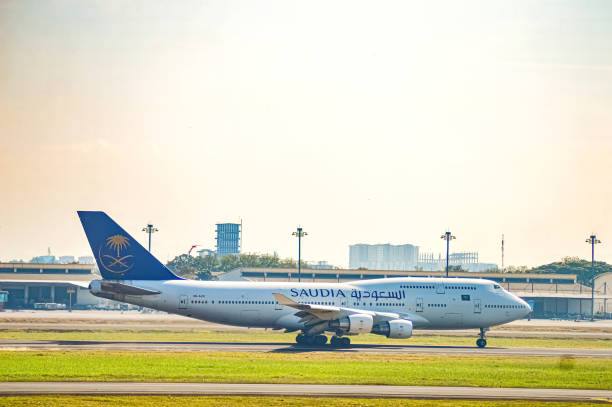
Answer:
[441, 231, 456, 278]
[292, 227, 307, 282]
[142, 224, 158, 252]
[585, 234, 601, 321]
[501, 234, 505, 273]
[67, 287, 75, 312]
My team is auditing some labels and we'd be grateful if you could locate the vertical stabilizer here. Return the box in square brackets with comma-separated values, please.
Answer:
[78, 211, 181, 281]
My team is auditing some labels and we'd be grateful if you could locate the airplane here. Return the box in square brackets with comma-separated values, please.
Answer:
[78, 211, 531, 348]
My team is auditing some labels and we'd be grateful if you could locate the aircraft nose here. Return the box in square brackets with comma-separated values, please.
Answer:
[517, 297, 531, 317]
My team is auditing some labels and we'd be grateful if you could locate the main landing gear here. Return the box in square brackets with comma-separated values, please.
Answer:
[295, 334, 350, 347]
[476, 328, 488, 348]
[296, 333, 327, 346]
[330, 336, 350, 347]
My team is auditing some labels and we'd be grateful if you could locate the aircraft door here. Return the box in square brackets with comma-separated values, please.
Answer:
[473, 299, 481, 314]
[178, 295, 188, 310]
[436, 284, 445, 294]
[416, 297, 423, 312]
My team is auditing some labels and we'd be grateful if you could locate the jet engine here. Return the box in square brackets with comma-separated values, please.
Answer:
[329, 313, 374, 334]
[89, 280, 102, 294]
[372, 319, 413, 338]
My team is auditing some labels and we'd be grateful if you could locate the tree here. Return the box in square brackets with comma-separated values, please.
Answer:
[528, 258, 612, 286]
[165, 253, 306, 280]
[505, 265, 528, 274]
[165, 254, 213, 280]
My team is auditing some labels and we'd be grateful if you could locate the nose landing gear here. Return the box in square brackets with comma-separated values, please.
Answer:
[476, 327, 488, 348]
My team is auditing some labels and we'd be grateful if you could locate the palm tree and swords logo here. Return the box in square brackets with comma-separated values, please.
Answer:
[98, 234, 135, 274]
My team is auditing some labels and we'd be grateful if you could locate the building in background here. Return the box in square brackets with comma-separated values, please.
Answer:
[418, 252, 498, 272]
[216, 223, 241, 257]
[78, 256, 94, 264]
[349, 244, 419, 271]
[309, 261, 335, 270]
[30, 255, 56, 264]
[28, 255, 95, 265]
[58, 256, 76, 264]
[30, 248, 57, 264]
[197, 248, 216, 257]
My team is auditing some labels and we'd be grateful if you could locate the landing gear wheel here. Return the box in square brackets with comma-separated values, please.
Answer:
[314, 335, 328, 346]
[330, 336, 350, 347]
[296, 334, 306, 344]
[476, 327, 488, 348]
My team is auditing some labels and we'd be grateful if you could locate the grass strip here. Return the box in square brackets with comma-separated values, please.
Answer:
[0, 396, 603, 407]
[0, 329, 609, 349]
[0, 351, 610, 390]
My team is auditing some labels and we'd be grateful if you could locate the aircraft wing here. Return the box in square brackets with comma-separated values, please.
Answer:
[273, 293, 400, 326]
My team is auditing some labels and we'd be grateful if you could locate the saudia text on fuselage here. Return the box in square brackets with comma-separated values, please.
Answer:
[289, 288, 406, 301]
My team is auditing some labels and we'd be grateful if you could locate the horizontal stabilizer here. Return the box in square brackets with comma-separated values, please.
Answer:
[68, 281, 91, 288]
[100, 281, 160, 296]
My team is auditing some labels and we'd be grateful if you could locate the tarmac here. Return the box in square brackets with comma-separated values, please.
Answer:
[0, 382, 611, 402]
[1, 339, 611, 358]
[2, 310, 612, 339]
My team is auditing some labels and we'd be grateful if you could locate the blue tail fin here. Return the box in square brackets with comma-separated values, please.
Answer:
[78, 211, 181, 281]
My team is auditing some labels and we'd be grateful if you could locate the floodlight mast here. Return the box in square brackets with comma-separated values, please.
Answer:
[585, 234, 601, 321]
[292, 227, 307, 283]
[142, 224, 158, 252]
[441, 231, 456, 278]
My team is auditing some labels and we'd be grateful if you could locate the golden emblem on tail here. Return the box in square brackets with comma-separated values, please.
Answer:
[98, 234, 135, 274]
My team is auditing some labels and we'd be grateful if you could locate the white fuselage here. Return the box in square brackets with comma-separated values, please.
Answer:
[91, 277, 530, 331]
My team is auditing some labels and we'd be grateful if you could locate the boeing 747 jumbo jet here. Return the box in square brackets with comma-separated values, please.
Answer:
[78, 211, 531, 348]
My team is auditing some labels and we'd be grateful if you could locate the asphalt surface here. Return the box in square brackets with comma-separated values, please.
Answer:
[3, 322, 611, 338]
[0, 382, 610, 401]
[1, 339, 611, 358]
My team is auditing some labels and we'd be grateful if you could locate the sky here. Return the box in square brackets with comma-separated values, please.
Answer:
[1, 0, 612, 268]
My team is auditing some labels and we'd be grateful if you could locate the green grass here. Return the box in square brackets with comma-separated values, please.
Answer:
[0, 351, 610, 389]
[0, 329, 610, 349]
[0, 397, 603, 407]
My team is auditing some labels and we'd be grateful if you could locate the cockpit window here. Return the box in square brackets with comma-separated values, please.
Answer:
[493, 284, 501, 289]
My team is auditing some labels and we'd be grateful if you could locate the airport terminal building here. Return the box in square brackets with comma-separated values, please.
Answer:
[0, 262, 113, 309]
[219, 268, 612, 319]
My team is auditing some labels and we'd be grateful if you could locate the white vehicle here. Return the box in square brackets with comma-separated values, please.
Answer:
[79, 211, 531, 348]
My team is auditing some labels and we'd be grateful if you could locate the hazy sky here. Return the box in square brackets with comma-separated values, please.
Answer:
[1, 0, 611, 268]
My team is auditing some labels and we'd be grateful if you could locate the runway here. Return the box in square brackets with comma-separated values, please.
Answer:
[3, 323, 611, 339]
[1, 339, 611, 358]
[0, 382, 611, 401]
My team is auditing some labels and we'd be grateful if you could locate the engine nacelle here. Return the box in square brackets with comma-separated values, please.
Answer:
[89, 280, 102, 294]
[329, 313, 374, 334]
[372, 319, 413, 339]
